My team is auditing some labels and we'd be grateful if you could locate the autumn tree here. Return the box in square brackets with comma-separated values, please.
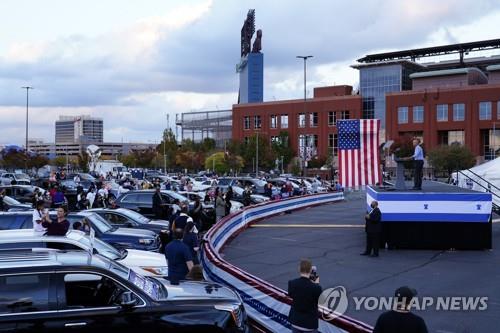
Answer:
[427, 144, 476, 175]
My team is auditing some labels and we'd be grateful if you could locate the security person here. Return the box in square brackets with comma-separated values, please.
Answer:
[361, 200, 382, 257]
[165, 228, 193, 285]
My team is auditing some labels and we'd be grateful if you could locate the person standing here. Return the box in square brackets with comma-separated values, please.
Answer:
[33, 200, 49, 233]
[152, 187, 165, 219]
[0, 190, 5, 211]
[183, 221, 200, 264]
[215, 189, 225, 222]
[361, 200, 382, 257]
[242, 186, 252, 206]
[224, 186, 233, 215]
[42, 206, 70, 236]
[373, 286, 428, 333]
[288, 259, 322, 333]
[165, 228, 194, 285]
[407, 138, 424, 190]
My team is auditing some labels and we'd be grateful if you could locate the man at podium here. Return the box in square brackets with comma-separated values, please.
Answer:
[405, 138, 424, 190]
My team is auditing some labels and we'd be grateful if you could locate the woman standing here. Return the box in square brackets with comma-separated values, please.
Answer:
[42, 206, 70, 236]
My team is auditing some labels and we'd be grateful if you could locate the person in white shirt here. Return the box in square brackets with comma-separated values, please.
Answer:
[33, 200, 49, 233]
[86, 188, 96, 208]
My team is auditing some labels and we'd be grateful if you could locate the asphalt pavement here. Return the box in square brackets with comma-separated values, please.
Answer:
[222, 192, 500, 333]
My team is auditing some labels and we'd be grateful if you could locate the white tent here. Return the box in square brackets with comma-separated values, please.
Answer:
[454, 157, 500, 208]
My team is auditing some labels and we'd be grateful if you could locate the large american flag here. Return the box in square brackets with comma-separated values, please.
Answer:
[337, 119, 381, 188]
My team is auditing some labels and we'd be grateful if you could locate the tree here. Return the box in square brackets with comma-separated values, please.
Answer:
[0, 149, 27, 169]
[157, 128, 178, 169]
[205, 152, 229, 174]
[51, 156, 67, 168]
[200, 138, 216, 152]
[77, 153, 90, 172]
[132, 149, 157, 168]
[176, 150, 205, 171]
[27, 154, 49, 170]
[120, 154, 137, 168]
[241, 134, 276, 170]
[271, 131, 295, 167]
[427, 144, 476, 175]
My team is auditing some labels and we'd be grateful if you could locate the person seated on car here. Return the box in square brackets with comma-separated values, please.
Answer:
[172, 205, 194, 233]
[165, 228, 193, 285]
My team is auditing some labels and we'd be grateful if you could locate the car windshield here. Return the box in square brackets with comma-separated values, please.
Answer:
[119, 209, 150, 223]
[232, 186, 244, 195]
[217, 178, 234, 186]
[3, 196, 21, 205]
[87, 213, 113, 233]
[253, 179, 267, 187]
[78, 234, 122, 260]
[16, 174, 30, 180]
[164, 191, 189, 202]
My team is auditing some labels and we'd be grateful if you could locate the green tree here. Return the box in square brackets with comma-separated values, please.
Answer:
[51, 156, 67, 168]
[205, 152, 229, 174]
[241, 134, 276, 170]
[427, 144, 476, 175]
[176, 150, 205, 171]
[200, 138, 216, 152]
[271, 131, 295, 167]
[157, 128, 178, 169]
[132, 149, 157, 168]
[27, 154, 49, 169]
[77, 153, 90, 172]
[120, 154, 137, 168]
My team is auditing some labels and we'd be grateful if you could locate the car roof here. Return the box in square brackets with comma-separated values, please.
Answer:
[0, 250, 112, 271]
[0, 229, 86, 243]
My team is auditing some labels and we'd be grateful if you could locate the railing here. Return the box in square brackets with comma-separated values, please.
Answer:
[200, 193, 373, 333]
[457, 169, 500, 213]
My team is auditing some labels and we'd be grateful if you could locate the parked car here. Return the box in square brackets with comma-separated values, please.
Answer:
[233, 177, 268, 195]
[0, 211, 161, 252]
[230, 186, 270, 205]
[267, 178, 303, 196]
[0, 185, 45, 204]
[0, 196, 31, 211]
[0, 250, 248, 332]
[179, 191, 244, 214]
[87, 208, 170, 248]
[0, 172, 31, 185]
[0, 229, 168, 276]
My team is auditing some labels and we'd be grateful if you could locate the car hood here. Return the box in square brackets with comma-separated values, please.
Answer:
[119, 249, 167, 276]
[156, 279, 240, 302]
[148, 220, 170, 228]
[112, 227, 156, 238]
[251, 194, 269, 201]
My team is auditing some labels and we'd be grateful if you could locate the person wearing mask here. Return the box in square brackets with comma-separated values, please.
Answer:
[183, 221, 199, 264]
[165, 228, 194, 285]
[373, 286, 428, 333]
[215, 189, 225, 222]
[33, 200, 50, 233]
[42, 206, 70, 236]
[288, 259, 322, 333]
[224, 186, 233, 215]
[361, 200, 382, 257]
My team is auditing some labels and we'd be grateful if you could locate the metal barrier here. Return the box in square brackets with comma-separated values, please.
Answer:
[201, 193, 373, 333]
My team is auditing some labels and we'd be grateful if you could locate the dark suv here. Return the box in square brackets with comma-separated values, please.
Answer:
[0, 250, 247, 332]
[0, 211, 161, 252]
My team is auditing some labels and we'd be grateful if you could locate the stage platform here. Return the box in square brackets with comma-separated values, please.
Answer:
[367, 181, 493, 249]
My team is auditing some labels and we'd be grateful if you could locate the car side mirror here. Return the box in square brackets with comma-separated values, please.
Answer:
[119, 291, 137, 308]
[124, 222, 133, 228]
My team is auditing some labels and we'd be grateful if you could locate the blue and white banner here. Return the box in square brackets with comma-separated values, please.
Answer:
[201, 193, 373, 333]
[366, 186, 492, 223]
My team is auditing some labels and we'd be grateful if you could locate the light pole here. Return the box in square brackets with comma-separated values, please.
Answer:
[296, 55, 313, 174]
[256, 132, 259, 176]
[21, 86, 33, 152]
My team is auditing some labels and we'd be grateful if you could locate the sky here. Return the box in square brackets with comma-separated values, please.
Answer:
[1, 0, 500, 145]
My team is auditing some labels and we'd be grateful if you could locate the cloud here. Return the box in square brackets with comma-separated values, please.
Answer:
[0, 0, 499, 145]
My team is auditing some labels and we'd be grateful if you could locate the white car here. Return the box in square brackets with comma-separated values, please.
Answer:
[0, 229, 168, 277]
[0, 172, 31, 185]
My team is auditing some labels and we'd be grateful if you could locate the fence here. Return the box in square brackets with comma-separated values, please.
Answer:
[201, 192, 373, 333]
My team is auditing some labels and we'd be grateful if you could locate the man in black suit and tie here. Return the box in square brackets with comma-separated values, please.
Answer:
[361, 200, 382, 257]
[288, 259, 322, 333]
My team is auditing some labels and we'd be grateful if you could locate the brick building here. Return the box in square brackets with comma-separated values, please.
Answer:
[232, 85, 362, 165]
[386, 66, 500, 162]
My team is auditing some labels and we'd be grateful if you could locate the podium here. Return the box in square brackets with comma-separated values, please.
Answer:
[393, 157, 406, 190]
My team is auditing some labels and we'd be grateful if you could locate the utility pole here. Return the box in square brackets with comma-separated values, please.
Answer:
[164, 113, 168, 174]
[256, 132, 259, 176]
[296, 56, 313, 175]
[21, 86, 33, 158]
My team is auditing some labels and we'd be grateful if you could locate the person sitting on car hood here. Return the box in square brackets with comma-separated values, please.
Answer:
[165, 228, 194, 285]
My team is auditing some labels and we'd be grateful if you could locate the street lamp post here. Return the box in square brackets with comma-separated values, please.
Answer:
[296, 56, 313, 174]
[256, 132, 259, 176]
[21, 86, 33, 153]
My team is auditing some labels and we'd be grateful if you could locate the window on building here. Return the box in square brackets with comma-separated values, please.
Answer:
[328, 133, 338, 156]
[398, 107, 408, 124]
[310, 112, 318, 127]
[448, 130, 465, 145]
[243, 116, 250, 130]
[244, 137, 250, 145]
[340, 110, 350, 120]
[298, 113, 306, 128]
[479, 102, 492, 120]
[413, 106, 424, 123]
[280, 115, 288, 129]
[328, 111, 336, 126]
[270, 115, 277, 129]
[453, 104, 465, 121]
[436, 104, 448, 122]
[254, 115, 261, 129]
[270, 136, 281, 144]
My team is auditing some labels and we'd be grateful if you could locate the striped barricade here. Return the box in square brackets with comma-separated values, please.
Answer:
[201, 192, 373, 333]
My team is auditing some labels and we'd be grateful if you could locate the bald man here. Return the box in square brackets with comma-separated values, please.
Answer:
[361, 200, 382, 257]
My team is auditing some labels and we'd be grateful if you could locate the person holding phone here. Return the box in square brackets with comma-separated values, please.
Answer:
[33, 200, 50, 233]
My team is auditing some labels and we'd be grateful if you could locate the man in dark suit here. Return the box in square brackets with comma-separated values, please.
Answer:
[152, 187, 165, 219]
[361, 200, 382, 257]
[288, 259, 322, 333]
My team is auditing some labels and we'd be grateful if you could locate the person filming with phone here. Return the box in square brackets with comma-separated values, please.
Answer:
[288, 259, 322, 333]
